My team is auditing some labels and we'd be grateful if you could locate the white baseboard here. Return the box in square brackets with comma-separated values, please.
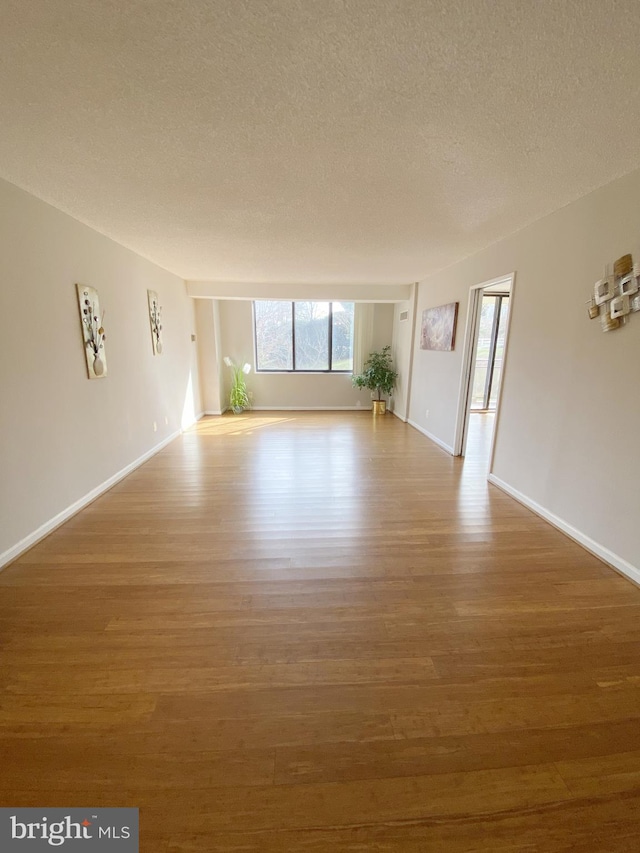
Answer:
[0, 427, 187, 571]
[392, 409, 408, 423]
[488, 474, 640, 587]
[407, 418, 454, 455]
[204, 406, 365, 414]
[250, 406, 370, 411]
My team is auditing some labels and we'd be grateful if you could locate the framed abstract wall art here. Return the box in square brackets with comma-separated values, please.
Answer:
[420, 302, 459, 351]
[147, 290, 163, 354]
[76, 283, 107, 378]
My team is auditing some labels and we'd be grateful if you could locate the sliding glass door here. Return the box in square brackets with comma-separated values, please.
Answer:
[470, 293, 510, 411]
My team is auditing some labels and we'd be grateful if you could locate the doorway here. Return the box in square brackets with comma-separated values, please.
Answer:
[453, 274, 515, 468]
[469, 291, 509, 413]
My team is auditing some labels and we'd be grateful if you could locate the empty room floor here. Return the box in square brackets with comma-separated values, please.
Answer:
[2, 412, 640, 851]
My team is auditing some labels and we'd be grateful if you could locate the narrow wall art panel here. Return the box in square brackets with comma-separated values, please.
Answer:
[147, 290, 163, 354]
[76, 283, 107, 379]
[420, 302, 459, 351]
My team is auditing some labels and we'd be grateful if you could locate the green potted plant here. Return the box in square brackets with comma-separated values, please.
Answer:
[352, 345, 398, 415]
[224, 357, 252, 414]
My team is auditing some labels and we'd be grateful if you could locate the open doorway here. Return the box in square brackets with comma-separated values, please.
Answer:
[454, 274, 515, 468]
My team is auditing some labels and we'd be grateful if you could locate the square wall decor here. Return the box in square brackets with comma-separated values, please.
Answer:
[420, 302, 459, 351]
[587, 254, 640, 332]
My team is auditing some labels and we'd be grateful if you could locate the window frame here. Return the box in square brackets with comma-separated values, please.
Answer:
[253, 300, 354, 374]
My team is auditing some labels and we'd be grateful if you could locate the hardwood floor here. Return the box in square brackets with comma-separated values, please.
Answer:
[2, 412, 640, 851]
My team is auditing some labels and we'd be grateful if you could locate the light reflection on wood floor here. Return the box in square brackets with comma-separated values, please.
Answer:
[1, 411, 640, 852]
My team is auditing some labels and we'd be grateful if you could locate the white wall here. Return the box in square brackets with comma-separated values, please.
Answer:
[0, 179, 200, 565]
[217, 299, 395, 409]
[402, 167, 640, 573]
[391, 285, 416, 421]
[188, 281, 411, 301]
[195, 299, 225, 414]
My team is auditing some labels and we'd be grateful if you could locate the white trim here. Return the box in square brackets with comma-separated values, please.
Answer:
[407, 418, 454, 455]
[453, 287, 484, 455]
[487, 279, 516, 474]
[453, 272, 516, 465]
[250, 406, 370, 411]
[251, 300, 258, 375]
[0, 419, 204, 571]
[488, 474, 640, 587]
[205, 406, 368, 413]
[393, 410, 408, 423]
[404, 282, 419, 425]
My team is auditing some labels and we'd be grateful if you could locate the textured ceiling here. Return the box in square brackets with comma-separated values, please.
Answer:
[2, 0, 640, 283]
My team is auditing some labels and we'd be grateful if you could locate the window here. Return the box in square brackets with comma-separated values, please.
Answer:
[254, 301, 354, 372]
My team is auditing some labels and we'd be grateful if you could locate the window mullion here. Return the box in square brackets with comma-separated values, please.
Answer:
[291, 302, 296, 371]
[253, 302, 259, 371]
[485, 295, 502, 407]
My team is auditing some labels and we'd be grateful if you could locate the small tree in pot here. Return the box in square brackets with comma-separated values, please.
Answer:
[352, 345, 398, 415]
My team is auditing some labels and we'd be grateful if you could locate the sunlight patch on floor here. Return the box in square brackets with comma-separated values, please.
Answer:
[188, 414, 296, 436]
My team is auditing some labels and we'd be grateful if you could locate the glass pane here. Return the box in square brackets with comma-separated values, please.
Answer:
[255, 301, 293, 370]
[489, 297, 509, 409]
[294, 302, 329, 370]
[470, 296, 496, 409]
[331, 302, 355, 370]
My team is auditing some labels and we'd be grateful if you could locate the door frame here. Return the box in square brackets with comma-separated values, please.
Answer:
[452, 272, 516, 471]
[474, 291, 509, 412]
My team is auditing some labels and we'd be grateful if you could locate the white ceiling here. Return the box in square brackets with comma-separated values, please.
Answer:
[2, 0, 640, 284]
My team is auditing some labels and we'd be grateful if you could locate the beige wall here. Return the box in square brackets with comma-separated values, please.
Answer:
[195, 299, 225, 413]
[402, 167, 640, 573]
[391, 286, 416, 421]
[0, 179, 201, 565]
[217, 299, 395, 409]
[187, 281, 411, 301]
